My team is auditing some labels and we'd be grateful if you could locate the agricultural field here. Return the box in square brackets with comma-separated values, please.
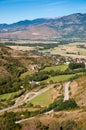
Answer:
[8, 45, 34, 51]
[42, 64, 68, 72]
[2, 39, 86, 58]
[45, 72, 84, 83]
[0, 93, 14, 101]
[0, 90, 24, 101]
[46, 74, 75, 83]
[52, 43, 86, 56]
[38, 42, 86, 57]
[29, 87, 59, 107]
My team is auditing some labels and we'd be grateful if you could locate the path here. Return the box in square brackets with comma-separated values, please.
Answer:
[16, 82, 71, 124]
[0, 85, 53, 113]
[63, 81, 70, 102]
[15, 110, 54, 124]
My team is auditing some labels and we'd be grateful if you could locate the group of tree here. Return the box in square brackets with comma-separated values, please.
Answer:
[69, 62, 85, 70]
[0, 76, 22, 94]
[0, 112, 21, 130]
[43, 97, 78, 113]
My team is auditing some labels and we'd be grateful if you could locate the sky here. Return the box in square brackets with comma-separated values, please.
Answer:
[0, 0, 86, 24]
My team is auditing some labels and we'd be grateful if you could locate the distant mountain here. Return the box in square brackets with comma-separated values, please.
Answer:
[0, 13, 86, 39]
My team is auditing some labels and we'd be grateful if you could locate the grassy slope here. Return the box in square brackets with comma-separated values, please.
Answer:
[30, 88, 54, 107]
[0, 92, 15, 100]
[0, 90, 23, 101]
[42, 64, 68, 72]
[46, 74, 75, 83]
[20, 70, 35, 79]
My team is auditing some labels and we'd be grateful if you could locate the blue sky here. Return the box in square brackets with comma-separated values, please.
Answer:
[0, 0, 86, 23]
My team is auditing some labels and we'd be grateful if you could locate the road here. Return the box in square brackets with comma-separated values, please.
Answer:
[0, 81, 71, 123]
[0, 85, 53, 113]
[15, 110, 54, 124]
[15, 91, 37, 105]
[16, 82, 70, 124]
[24, 85, 53, 103]
[63, 81, 70, 102]
[15, 116, 35, 124]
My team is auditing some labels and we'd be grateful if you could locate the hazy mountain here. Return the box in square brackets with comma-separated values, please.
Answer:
[0, 13, 86, 39]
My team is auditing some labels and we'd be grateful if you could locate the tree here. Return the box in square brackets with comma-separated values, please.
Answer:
[69, 62, 85, 70]
[0, 112, 21, 130]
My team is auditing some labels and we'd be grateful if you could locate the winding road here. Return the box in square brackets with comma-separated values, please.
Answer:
[0, 85, 53, 113]
[16, 82, 71, 124]
[0, 82, 71, 124]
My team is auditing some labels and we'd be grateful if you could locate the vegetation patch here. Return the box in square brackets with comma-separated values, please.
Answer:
[0, 112, 21, 130]
[46, 74, 75, 83]
[45, 97, 78, 112]
[69, 62, 85, 70]
[42, 64, 68, 72]
[30, 88, 54, 107]
[0, 89, 25, 101]
[20, 70, 35, 79]
[54, 98, 78, 111]
[0, 92, 15, 101]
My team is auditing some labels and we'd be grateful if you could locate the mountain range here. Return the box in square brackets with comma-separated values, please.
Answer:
[0, 13, 86, 40]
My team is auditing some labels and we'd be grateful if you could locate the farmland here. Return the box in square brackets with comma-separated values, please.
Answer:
[0, 92, 14, 101]
[29, 88, 54, 107]
[42, 64, 68, 72]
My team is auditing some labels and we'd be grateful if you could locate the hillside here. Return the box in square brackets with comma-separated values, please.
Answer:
[0, 13, 86, 40]
[0, 44, 26, 78]
[0, 44, 54, 94]
[0, 45, 86, 129]
[0, 44, 53, 78]
[70, 76, 86, 107]
[20, 76, 86, 130]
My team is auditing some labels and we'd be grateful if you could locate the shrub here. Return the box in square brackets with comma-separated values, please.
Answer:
[69, 62, 85, 70]
[54, 99, 78, 111]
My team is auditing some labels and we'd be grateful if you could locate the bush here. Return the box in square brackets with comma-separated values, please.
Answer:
[31, 71, 49, 81]
[54, 99, 78, 111]
[69, 62, 85, 70]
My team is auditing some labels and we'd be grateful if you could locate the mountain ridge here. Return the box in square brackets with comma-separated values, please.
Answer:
[0, 13, 86, 39]
[0, 13, 84, 25]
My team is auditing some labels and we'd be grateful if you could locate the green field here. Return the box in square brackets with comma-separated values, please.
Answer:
[46, 74, 75, 83]
[42, 64, 68, 72]
[0, 92, 15, 101]
[30, 88, 54, 107]
[20, 70, 34, 79]
[0, 90, 23, 101]
[45, 72, 84, 83]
